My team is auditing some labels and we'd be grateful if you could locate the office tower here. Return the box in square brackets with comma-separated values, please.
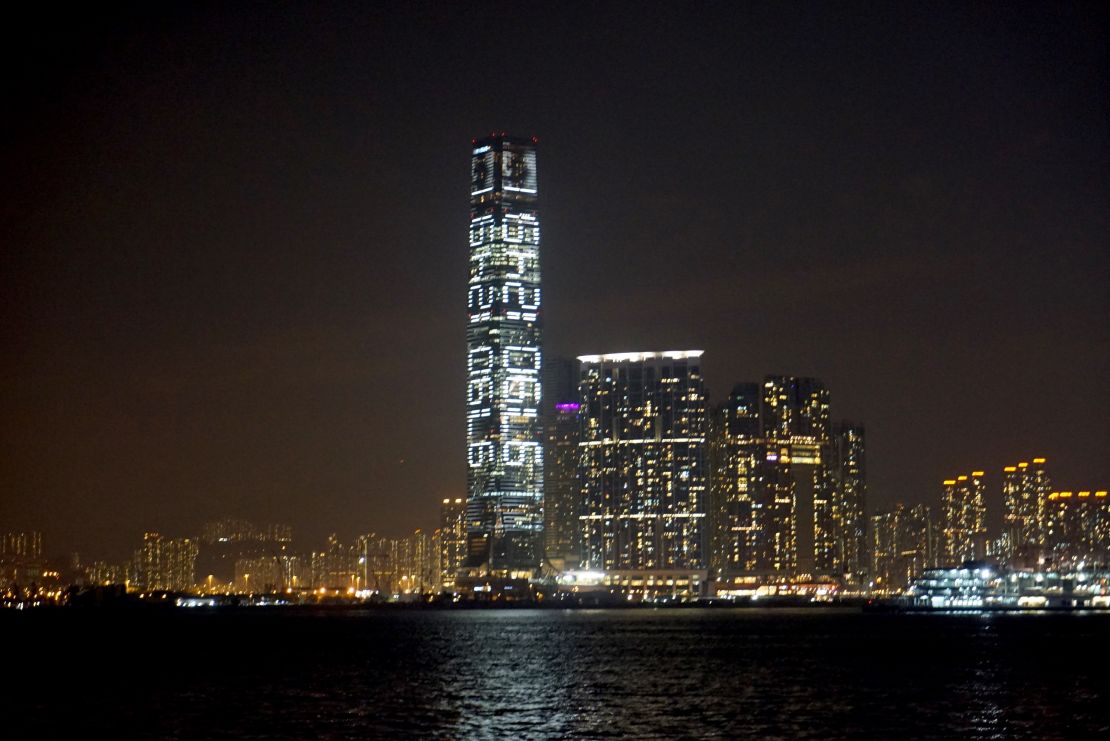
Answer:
[870, 503, 935, 592]
[542, 357, 579, 414]
[543, 356, 581, 569]
[709, 383, 764, 576]
[577, 351, 708, 571]
[1001, 457, 1050, 562]
[831, 422, 868, 581]
[1043, 489, 1110, 564]
[132, 533, 198, 592]
[439, 498, 467, 590]
[544, 402, 581, 569]
[465, 133, 543, 574]
[941, 472, 988, 563]
[762, 376, 831, 440]
[761, 376, 834, 575]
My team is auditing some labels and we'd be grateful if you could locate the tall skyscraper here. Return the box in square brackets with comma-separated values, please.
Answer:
[870, 503, 936, 592]
[465, 134, 543, 574]
[542, 356, 579, 415]
[542, 357, 582, 570]
[709, 383, 764, 576]
[577, 351, 708, 572]
[709, 375, 864, 583]
[941, 472, 987, 563]
[831, 422, 867, 581]
[310, 534, 359, 591]
[0, 531, 45, 585]
[439, 497, 466, 590]
[760, 376, 834, 576]
[0, 531, 42, 560]
[132, 532, 198, 592]
[1043, 488, 1110, 564]
[1001, 457, 1050, 561]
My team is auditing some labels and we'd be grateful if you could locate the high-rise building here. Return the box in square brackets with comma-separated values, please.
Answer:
[1001, 457, 1050, 562]
[941, 472, 987, 563]
[132, 532, 198, 592]
[360, 534, 394, 594]
[542, 357, 579, 415]
[1043, 489, 1110, 564]
[709, 383, 764, 576]
[760, 376, 834, 576]
[439, 498, 467, 591]
[311, 534, 359, 591]
[84, 561, 125, 587]
[465, 133, 543, 574]
[870, 503, 936, 592]
[0, 531, 42, 560]
[831, 422, 868, 581]
[0, 531, 45, 585]
[196, 518, 292, 585]
[543, 356, 581, 569]
[708, 376, 862, 583]
[544, 403, 581, 569]
[390, 530, 437, 596]
[577, 351, 708, 572]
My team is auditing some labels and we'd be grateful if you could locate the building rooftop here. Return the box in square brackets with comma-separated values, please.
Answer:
[577, 351, 703, 363]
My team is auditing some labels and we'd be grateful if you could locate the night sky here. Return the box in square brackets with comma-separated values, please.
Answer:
[2, 3, 1107, 560]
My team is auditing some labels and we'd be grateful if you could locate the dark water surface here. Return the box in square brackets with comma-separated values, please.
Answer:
[6, 607, 1109, 738]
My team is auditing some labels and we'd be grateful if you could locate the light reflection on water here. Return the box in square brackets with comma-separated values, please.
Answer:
[6, 608, 1110, 739]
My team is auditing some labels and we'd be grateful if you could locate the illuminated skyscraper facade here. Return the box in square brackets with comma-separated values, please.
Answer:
[709, 376, 865, 582]
[1, 531, 42, 560]
[578, 352, 708, 571]
[831, 422, 867, 580]
[544, 405, 582, 569]
[132, 532, 198, 592]
[1043, 489, 1110, 564]
[465, 134, 543, 573]
[0, 531, 45, 585]
[542, 357, 581, 569]
[760, 376, 834, 575]
[941, 472, 987, 563]
[870, 503, 936, 593]
[439, 498, 466, 590]
[1001, 458, 1050, 560]
[709, 384, 764, 575]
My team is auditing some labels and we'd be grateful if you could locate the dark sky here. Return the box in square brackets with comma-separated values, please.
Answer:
[2, 2, 1107, 560]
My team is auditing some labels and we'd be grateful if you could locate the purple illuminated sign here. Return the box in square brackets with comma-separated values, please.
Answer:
[555, 403, 581, 412]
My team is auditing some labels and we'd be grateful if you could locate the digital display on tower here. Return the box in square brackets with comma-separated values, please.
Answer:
[501, 146, 537, 193]
[471, 147, 495, 195]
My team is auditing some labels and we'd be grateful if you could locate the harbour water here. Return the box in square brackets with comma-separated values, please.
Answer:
[6, 607, 1109, 738]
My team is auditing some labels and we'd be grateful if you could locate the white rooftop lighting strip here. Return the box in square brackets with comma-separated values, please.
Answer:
[577, 350, 704, 363]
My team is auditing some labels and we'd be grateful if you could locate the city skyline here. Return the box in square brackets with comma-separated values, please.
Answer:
[2, 4, 1107, 560]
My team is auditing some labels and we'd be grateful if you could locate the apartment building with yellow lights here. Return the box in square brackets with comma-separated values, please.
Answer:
[941, 472, 987, 563]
